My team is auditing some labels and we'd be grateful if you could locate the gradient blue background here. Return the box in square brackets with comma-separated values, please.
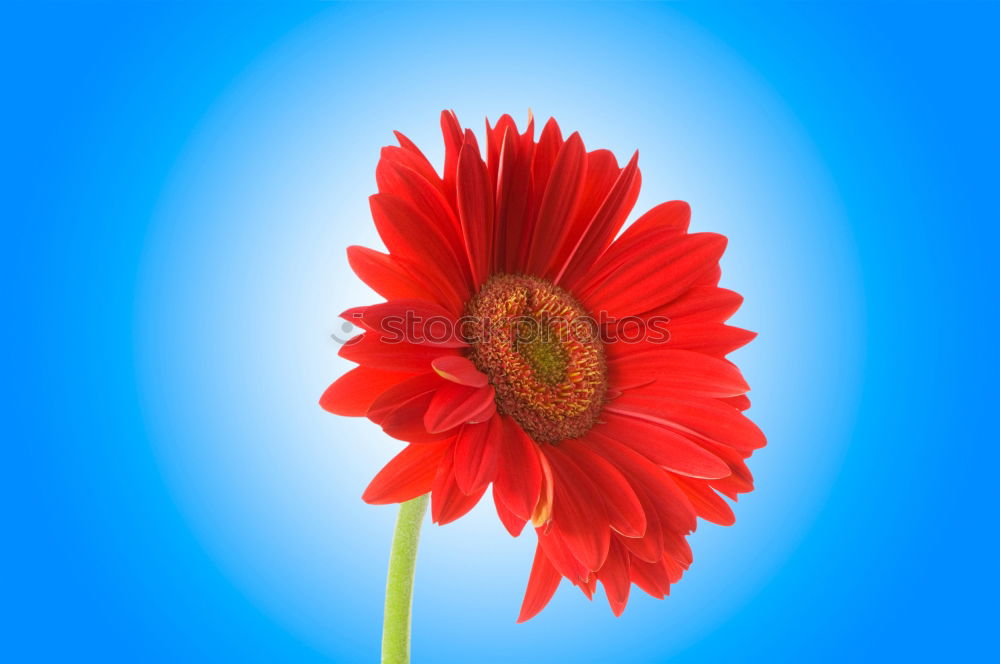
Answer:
[4, 2, 996, 662]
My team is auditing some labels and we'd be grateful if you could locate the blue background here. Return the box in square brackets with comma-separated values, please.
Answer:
[4, 2, 996, 662]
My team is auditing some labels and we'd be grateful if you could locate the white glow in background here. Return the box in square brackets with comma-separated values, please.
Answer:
[136, 6, 862, 662]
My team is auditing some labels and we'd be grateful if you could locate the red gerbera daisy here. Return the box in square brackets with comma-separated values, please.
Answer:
[321, 110, 764, 622]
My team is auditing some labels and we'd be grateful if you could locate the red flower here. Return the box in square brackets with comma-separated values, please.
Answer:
[321, 111, 765, 620]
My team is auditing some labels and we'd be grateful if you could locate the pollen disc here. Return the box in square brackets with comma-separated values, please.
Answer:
[464, 274, 607, 443]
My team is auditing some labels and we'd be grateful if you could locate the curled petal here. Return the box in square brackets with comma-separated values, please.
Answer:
[424, 382, 496, 434]
[432, 355, 489, 387]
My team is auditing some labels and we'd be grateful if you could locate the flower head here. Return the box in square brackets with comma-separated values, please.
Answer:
[321, 110, 765, 620]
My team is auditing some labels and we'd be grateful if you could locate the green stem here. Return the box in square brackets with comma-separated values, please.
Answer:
[381, 494, 429, 664]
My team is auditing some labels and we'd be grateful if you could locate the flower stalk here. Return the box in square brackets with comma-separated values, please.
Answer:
[381, 494, 429, 664]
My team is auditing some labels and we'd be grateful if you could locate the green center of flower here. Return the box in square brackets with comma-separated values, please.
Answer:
[515, 329, 569, 386]
[463, 274, 607, 443]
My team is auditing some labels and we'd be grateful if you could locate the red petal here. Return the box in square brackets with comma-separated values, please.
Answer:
[515, 118, 564, 269]
[537, 527, 591, 583]
[440, 110, 464, 205]
[673, 475, 736, 526]
[652, 285, 744, 324]
[618, 483, 665, 563]
[699, 438, 755, 493]
[431, 445, 488, 525]
[340, 333, 458, 373]
[348, 299, 467, 348]
[376, 151, 464, 262]
[608, 349, 750, 398]
[663, 323, 756, 357]
[362, 441, 449, 504]
[493, 485, 527, 537]
[369, 193, 470, 309]
[696, 263, 722, 287]
[663, 553, 688, 583]
[597, 538, 631, 616]
[486, 114, 519, 191]
[579, 433, 698, 533]
[496, 125, 533, 273]
[381, 391, 451, 443]
[605, 322, 756, 359]
[610, 390, 766, 452]
[629, 557, 671, 599]
[384, 136, 443, 194]
[590, 201, 690, 281]
[346, 246, 439, 304]
[529, 117, 564, 206]
[576, 573, 598, 600]
[517, 544, 563, 623]
[376, 160, 472, 282]
[484, 116, 499, 183]
[542, 446, 611, 571]
[319, 366, 412, 416]
[662, 529, 693, 568]
[455, 130, 493, 285]
[367, 373, 444, 423]
[526, 132, 587, 275]
[711, 471, 755, 499]
[452, 418, 500, 494]
[615, 200, 690, 247]
[377, 145, 441, 195]
[424, 382, 496, 434]
[431, 355, 488, 387]
[581, 233, 727, 318]
[595, 410, 732, 479]
[720, 394, 752, 411]
[560, 440, 647, 538]
[493, 417, 542, 521]
[557, 151, 641, 288]
[531, 451, 555, 527]
[564, 149, 622, 255]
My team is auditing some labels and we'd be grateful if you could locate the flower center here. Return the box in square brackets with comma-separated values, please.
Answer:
[463, 274, 607, 443]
